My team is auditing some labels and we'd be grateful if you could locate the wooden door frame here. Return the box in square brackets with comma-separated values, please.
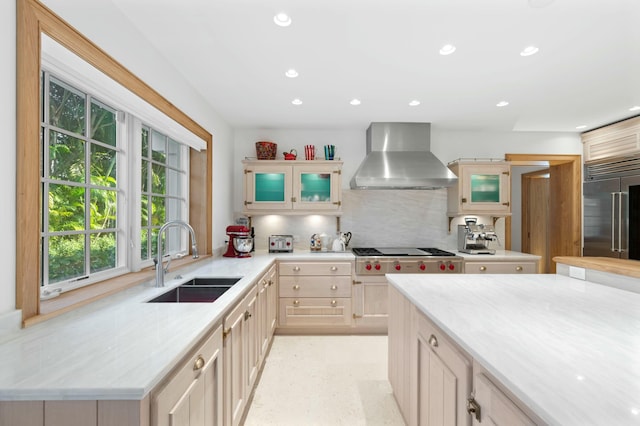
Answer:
[504, 154, 582, 260]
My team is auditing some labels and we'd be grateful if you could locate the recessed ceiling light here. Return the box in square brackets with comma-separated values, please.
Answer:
[285, 69, 299, 78]
[409, 100, 421, 106]
[520, 46, 539, 57]
[630, 106, 640, 112]
[439, 44, 456, 55]
[350, 99, 361, 106]
[576, 125, 587, 130]
[496, 101, 509, 107]
[274, 12, 292, 27]
[291, 98, 302, 105]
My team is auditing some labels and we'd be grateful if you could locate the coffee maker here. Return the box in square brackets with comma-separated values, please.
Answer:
[223, 225, 253, 258]
[458, 218, 497, 255]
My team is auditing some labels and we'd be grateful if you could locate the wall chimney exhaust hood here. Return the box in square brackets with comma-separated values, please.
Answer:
[350, 122, 457, 189]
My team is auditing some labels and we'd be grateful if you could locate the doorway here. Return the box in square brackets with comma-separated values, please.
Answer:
[504, 154, 582, 273]
[521, 169, 550, 273]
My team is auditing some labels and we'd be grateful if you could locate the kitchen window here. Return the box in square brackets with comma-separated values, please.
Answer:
[40, 72, 191, 295]
[18, 0, 212, 324]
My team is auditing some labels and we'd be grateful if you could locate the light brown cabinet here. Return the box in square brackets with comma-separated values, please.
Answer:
[447, 160, 511, 219]
[352, 275, 388, 332]
[278, 261, 353, 330]
[415, 310, 472, 426]
[463, 261, 538, 274]
[471, 372, 535, 426]
[389, 285, 544, 426]
[242, 160, 343, 215]
[152, 325, 223, 426]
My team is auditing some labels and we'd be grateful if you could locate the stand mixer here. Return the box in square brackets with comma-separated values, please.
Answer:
[223, 225, 253, 258]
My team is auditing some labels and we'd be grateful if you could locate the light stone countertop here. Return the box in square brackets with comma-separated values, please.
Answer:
[453, 249, 541, 261]
[386, 273, 640, 426]
[0, 250, 354, 401]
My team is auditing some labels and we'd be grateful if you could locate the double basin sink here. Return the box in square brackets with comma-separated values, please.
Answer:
[148, 277, 242, 303]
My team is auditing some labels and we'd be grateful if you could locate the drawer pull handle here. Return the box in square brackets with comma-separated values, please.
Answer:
[293, 300, 299, 306]
[467, 398, 481, 422]
[293, 266, 301, 272]
[428, 334, 438, 348]
[330, 266, 338, 272]
[293, 285, 300, 290]
[516, 266, 523, 272]
[479, 266, 487, 272]
[262, 279, 268, 288]
[331, 300, 337, 306]
[193, 355, 205, 371]
[331, 285, 338, 290]
[268, 280, 274, 286]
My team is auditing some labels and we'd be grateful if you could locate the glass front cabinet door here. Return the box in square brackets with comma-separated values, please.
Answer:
[243, 161, 342, 214]
[447, 160, 511, 216]
[292, 164, 342, 211]
[244, 164, 293, 211]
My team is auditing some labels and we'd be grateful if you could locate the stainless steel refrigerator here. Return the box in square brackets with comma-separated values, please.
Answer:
[583, 174, 640, 259]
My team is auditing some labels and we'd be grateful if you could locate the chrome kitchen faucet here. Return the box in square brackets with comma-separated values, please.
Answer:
[155, 220, 199, 287]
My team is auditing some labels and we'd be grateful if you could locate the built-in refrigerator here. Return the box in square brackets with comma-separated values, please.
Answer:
[583, 168, 640, 259]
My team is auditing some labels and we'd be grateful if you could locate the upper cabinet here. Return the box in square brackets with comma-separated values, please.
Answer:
[582, 116, 640, 163]
[243, 160, 342, 215]
[447, 159, 511, 218]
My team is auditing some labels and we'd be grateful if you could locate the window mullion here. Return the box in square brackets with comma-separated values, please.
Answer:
[85, 93, 91, 277]
[41, 72, 51, 288]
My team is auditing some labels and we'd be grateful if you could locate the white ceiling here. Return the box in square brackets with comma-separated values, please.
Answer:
[101, 0, 640, 132]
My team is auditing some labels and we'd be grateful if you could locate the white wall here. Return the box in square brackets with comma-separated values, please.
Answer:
[0, 1, 234, 318]
[233, 127, 582, 250]
[0, 0, 16, 316]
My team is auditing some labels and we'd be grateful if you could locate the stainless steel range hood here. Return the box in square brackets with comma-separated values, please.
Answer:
[350, 122, 457, 189]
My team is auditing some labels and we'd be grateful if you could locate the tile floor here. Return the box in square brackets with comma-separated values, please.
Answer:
[243, 335, 406, 426]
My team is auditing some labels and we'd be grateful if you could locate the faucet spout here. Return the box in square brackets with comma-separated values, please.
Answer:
[155, 220, 199, 287]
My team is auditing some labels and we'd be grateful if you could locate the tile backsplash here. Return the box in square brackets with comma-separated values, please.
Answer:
[246, 189, 505, 252]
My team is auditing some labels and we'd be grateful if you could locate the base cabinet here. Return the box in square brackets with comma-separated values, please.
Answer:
[463, 261, 538, 274]
[152, 325, 223, 426]
[352, 275, 388, 332]
[389, 285, 539, 426]
[415, 311, 471, 426]
[471, 373, 535, 426]
[278, 261, 353, 331]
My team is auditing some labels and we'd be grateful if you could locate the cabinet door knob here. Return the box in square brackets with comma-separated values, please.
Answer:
[193, 355, 205, 371]
[428, 334, 438, 348]
[330, 266, 338, 272]
[293, 266, 301, 272]
[515, 266, 523, 272]
[293, 300, 300, 306]
[244, 310, 252, 321]
[293, 285, 300, 290]
[331, 285, 338, 290]
[262, 279, 268, 288]
[331, 300, 337, 306]
[268, 280, 274, 286]
[479, 266, 487, 272]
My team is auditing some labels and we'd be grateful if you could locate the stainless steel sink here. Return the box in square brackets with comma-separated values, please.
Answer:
[147, 277, 242, 303]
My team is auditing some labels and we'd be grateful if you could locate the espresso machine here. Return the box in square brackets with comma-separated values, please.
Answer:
[458, 218, 498, 255]
[223, 225, 253, 258]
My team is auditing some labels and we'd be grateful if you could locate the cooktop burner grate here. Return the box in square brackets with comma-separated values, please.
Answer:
[351, 247, 457, 257]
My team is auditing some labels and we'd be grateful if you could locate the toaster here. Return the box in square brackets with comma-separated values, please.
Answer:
[268, 235, 294, 253]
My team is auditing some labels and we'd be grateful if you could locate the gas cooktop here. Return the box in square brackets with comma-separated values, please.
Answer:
[351, 247, 457, 257]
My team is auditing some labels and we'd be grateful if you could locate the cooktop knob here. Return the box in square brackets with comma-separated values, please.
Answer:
[419, 264, 426, 271]
[395, 264, 401, 271]
[365, 263, 372, 271]
[448, 263, 455, 271]
[439, 263, 446, 271]
[375, 264, 381, 270]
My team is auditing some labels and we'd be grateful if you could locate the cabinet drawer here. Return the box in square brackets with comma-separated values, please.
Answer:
[279, 276, 351, 297]
[464, 262, 537, 274]
[279, 262, 351, 276]
[278, 297, 352, 327]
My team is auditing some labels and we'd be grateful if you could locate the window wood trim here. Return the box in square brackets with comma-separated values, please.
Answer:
[16, 0, 213, 325]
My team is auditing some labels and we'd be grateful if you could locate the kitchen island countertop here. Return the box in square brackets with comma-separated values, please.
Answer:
[387, 273, 640, 425]
[0, 250, 354, 401]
